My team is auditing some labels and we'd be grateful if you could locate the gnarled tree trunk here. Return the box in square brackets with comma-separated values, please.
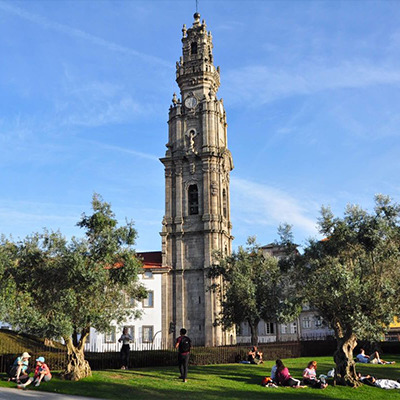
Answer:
[248, 318, 259, 346]
[62, 330, 91, 381]
[333, 328, 360, 387]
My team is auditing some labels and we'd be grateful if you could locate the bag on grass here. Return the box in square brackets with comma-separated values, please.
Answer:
[262, 376, 272, 386]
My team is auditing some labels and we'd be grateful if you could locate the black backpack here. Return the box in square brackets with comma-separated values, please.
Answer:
[179, 336, 191, 353]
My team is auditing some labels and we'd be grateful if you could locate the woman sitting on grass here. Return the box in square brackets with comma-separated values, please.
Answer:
[248, 346, 263, 364]
[275, 359, 304, 388]
[17, 356, 52, 389]
[8, 352, 31, 384]
[302, 360, 328, 389]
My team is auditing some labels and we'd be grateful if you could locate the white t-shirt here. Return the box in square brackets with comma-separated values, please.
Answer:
[271, 365, 277, 380]
[303, 367, 317, 379]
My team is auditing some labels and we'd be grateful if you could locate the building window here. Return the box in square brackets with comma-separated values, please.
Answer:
[265, 322, 274, 334]
[142, 326, 154, 343]
[188, 185, 199, 215]
[104, 327, 116, 343]
[281, 324, 288, 334]
[143, 270, 153, 279]
[290, 322, 297, 334]
[302, 317, 311, 329]
[191, 42, 197, 55]
[222, 188, 227, 218]
[143, 291, 154, 308]
[315, 316, 323, 327]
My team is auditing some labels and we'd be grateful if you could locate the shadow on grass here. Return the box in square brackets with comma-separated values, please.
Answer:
[26, 379, 349, 400]
[2, 357, 400, 400]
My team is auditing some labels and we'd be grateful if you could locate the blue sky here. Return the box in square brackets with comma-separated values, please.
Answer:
[1, 0, 399, 251]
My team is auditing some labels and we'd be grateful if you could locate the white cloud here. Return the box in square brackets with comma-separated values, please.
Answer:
[224, 62, 400, 106]
[0, 200, 82, 239]
[0, 1, 171, 68]
[61, 95, 147, 128]
[231, 177, 318, 237]
[83, 140, 160, 162]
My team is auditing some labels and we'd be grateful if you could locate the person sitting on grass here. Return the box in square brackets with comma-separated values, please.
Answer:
[270, 362, 278, 383]
[356, 348, 395, 365]
[17, 356, 52, 389]
[7, 352, 31, 384]
[302, 360, 328, 389]
[275, 359, 305, 388]
[248, 346, 263, 364]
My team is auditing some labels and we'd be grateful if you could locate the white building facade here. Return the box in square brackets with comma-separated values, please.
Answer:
[85, 252, 169, 352]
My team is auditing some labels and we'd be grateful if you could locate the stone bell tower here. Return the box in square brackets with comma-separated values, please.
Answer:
[160, 13, 234, 346]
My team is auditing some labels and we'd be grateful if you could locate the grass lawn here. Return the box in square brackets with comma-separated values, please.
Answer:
[1, 355, 400, 399]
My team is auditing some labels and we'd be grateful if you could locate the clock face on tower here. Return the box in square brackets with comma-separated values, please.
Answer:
[184, 96, 198, 109]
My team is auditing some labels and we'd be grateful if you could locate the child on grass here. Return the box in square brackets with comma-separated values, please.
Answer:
[17, 356, 52, 389]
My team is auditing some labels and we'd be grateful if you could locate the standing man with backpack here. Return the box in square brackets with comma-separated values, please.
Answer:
[175, 328, 191, 382]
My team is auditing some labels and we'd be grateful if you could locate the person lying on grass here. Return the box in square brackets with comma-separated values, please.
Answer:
[17, 356, 52, 389]
[359, 373, 400, 389]
[356, 348, 395, 365]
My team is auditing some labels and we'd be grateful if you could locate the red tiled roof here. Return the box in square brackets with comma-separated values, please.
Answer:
[137, 251, 162, 265]
[105, 251, 170, 272]
[137, 251, 171, 272]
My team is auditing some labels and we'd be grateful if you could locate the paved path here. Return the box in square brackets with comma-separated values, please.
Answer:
[0, 387, 102, 400]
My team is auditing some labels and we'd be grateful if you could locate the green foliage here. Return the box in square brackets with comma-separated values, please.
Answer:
[297, 194, 400, 341]
[0, 194, 147, 342]
[209, 237, 301, 344]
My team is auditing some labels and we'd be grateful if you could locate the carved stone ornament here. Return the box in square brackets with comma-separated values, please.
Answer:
[210, 165, 218, 173]
[185, 129, 198, 155]
[175, 164, 183, 176]
[211, 181, 218, 196]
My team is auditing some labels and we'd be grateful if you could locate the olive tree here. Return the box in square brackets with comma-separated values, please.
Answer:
[209, 236, 301, 345]
[0, 194, 147, 380]
[294, 195, 400, 386]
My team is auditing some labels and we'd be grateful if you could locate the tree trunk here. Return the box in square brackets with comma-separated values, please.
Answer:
[44, 338, 55, 347]
[275, 321, 280, 342]
[62, 335, 91, 381]
[333, 331, 360, 387]
[248, 320, 259, 346]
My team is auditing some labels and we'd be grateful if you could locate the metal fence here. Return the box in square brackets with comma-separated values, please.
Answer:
[0, 343, 67, 374]
[84, 338, 172, 353]
[0, 339, 313, 373]
[0, 328, 343, 374]
[2, 331, 398, 374]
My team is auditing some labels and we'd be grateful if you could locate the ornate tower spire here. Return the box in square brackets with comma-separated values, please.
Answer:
[176, 13, 220, 104]
[160, 14, 234, 347]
